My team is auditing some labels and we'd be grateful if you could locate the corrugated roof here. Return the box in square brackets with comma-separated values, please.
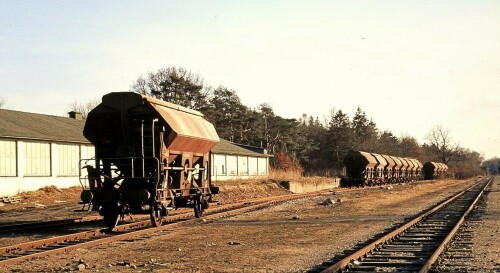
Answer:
[358, 151, 378, 168]
[211, 139, 270, 157]
[0, 109, 89, 143]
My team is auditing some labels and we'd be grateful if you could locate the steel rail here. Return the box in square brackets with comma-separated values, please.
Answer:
[0, 189, 329, 267]
[320, 177, 490, 273]
[419, 176, 493, 273]
[0, 216, 103, 234]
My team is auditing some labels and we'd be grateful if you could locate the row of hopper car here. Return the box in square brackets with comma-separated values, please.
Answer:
[78, 92, 449, 229]
[342, 150, 448, 187]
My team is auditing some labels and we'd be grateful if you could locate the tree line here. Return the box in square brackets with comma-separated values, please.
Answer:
[72, 66, 487, 178]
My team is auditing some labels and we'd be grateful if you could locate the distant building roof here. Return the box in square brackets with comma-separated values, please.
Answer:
[0, 109, 89, 143]
[211, 139, 271, 157]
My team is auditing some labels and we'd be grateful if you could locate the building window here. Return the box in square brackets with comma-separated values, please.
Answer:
[249, 157, 258, 175]
[226, 155, 237, 176]
[80, 145, 95, 178]
[213, 154, 226, 176]
[0, 140, 17, 177]
[80, 145, 95, 161]
[238, 156, 248, 175]
[24, 142, 51, 176]
[58, 144, 79, 176]
[258, 157, 268, 175]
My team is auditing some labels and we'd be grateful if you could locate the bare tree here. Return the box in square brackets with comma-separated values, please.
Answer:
[68, 98, 100, 119]
[425, 125, 460, 164]
[0, 97, 6, 108]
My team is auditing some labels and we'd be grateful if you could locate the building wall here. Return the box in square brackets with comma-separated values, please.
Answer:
[0, 138, 94, 196]
[0, 139, 270, 195]
[211, 153, 269, 181]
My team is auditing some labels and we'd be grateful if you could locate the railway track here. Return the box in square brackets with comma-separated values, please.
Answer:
[315, 176, 492, 273]
[0, 216, 103, 234]
[0, 189, 330, 268]
[0, 181, 397, 236]
[431, 182, 489, 272]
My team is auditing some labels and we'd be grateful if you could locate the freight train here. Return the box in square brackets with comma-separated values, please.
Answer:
[342, 150, 447, 187]
[79, 92, 220, 229]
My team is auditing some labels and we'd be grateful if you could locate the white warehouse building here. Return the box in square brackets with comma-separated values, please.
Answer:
[0, 109, 270, 197]
[211, 139, 271, 181]
[0, 109, 94, 196]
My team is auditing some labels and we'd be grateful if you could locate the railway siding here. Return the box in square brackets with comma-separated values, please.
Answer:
[434, 176, 500, 272]
[315, 177, 493, 273]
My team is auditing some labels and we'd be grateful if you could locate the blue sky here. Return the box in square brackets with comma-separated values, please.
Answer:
[1, 1, 499, 158]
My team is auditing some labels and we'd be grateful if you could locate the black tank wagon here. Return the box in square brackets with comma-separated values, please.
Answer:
[80, 92, 220, 229]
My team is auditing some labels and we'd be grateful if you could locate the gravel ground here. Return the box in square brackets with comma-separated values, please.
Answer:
[470, 176, 500, 271]
[0, 178, 488, 273]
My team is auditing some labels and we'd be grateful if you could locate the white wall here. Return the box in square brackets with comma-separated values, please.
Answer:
[0, 139, 94, 196]
[211, 153, 269, 182]
[1, 139, 270, 195]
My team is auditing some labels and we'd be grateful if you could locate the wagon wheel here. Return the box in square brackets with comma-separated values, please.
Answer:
[150, 206, 163, 227]
[104, 213, 120, 230]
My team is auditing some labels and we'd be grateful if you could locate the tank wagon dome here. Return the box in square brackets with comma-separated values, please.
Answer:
[84, 92, 220, 154]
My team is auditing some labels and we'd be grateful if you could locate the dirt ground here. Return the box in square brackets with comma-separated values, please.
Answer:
[0, 177, 492, 272]
[0, 186, 86, 224]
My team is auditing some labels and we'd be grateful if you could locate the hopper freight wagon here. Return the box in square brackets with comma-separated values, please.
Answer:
[79, 92, 220, 229]
[342, 150, 424, 187]
[422, 161, 449, 180]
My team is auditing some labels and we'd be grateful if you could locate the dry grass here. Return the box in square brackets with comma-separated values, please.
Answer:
[268, 168, 303, 180]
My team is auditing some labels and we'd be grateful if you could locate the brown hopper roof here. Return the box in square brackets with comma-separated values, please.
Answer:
[144, 96, 219, 153]
[359, 151, 378, 168]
